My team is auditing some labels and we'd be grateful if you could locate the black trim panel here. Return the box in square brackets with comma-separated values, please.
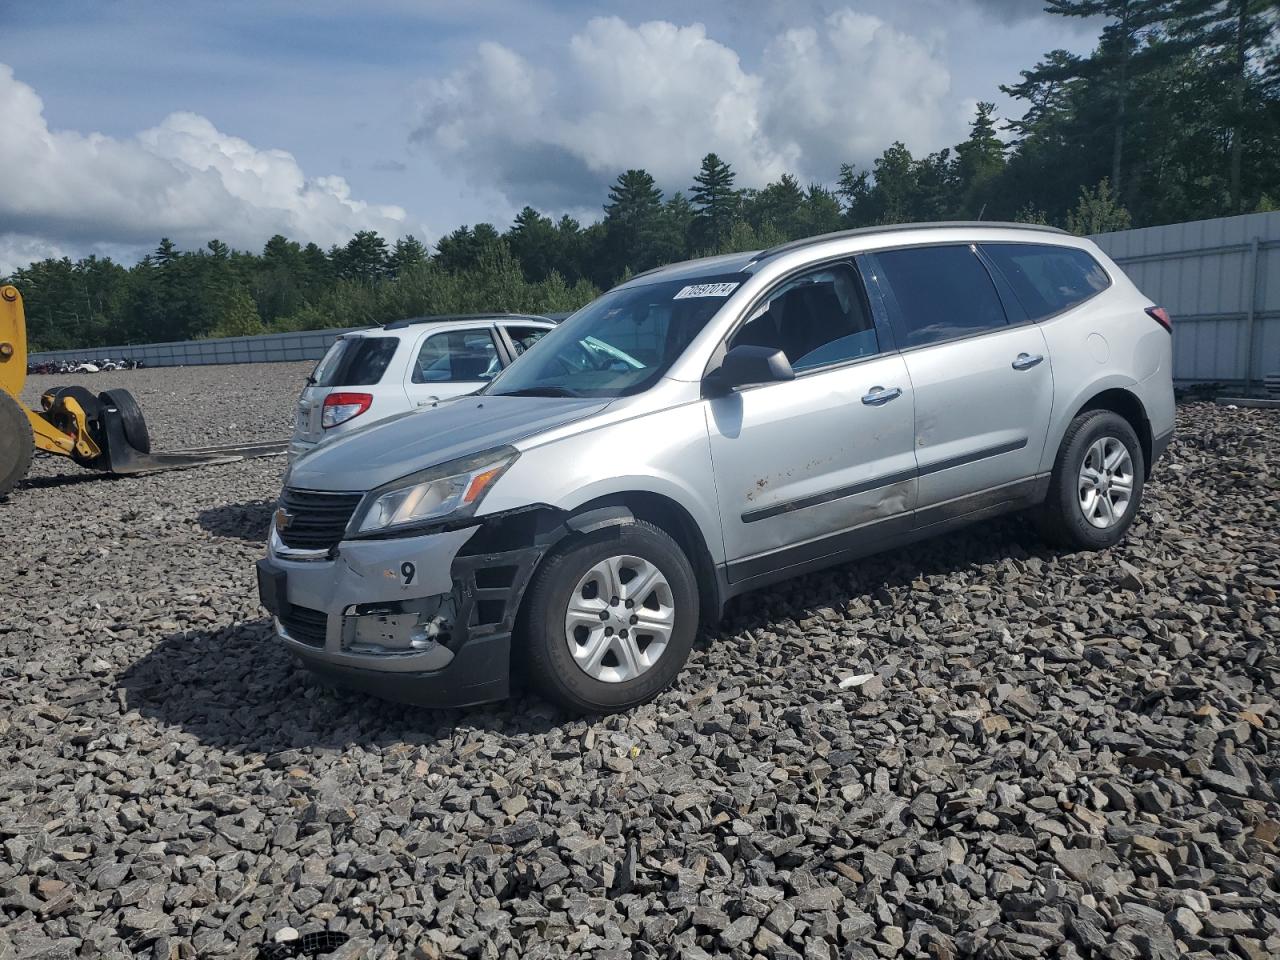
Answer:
[917, 437, 1027, 477]
[740, 438, 1028, 524]
[742, 468, 915, 524]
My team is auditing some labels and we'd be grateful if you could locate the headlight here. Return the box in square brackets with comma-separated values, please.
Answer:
[349, 446, 518, 535]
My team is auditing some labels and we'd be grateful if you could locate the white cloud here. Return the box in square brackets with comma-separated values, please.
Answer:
[410, 11, 959, 209]
[0, 63, 413, 273]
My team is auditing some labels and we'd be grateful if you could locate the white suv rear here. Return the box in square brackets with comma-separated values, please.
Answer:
[288, 313, 554, 460]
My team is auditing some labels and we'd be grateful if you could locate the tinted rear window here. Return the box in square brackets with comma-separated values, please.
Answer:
[982, 243, 1111, 321]
[312, 336, 398, 386]
[871, 244, 1009, 348]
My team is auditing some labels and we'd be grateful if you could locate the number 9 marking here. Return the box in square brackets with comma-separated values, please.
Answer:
[400, 561, 416, 585]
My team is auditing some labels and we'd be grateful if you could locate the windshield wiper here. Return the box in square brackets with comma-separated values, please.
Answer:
[492, 386, 582, 398]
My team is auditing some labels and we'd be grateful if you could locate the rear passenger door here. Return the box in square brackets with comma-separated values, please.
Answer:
[865, 244, 1054, 522]
[403, 326, 504, 407]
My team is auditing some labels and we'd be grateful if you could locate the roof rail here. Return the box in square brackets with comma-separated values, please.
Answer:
[749, 220, 1069, 265]
[381, 312, 549, 330]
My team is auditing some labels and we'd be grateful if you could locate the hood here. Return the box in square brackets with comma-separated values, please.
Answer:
[288, 394, 610, 492]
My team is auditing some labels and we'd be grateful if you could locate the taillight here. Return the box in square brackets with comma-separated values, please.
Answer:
[321, 392, 372, 428]
[1146, 306, 1172, 333]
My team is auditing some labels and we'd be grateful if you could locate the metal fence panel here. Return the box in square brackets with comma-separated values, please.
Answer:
[1091, 211, 1280, 389]
[29, 327, 363, 369]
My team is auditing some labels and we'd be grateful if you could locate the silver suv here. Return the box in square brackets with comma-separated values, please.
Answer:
[257, 223, 1174, 714]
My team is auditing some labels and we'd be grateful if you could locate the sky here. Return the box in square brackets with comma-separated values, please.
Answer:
[0, 0, 1100, 274]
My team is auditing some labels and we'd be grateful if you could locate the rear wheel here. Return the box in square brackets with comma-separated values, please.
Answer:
[99, 389, 150, 453]
[520, 520, 699, 714]
[1038, 409, 1145, 550]
[0, 391, 33, 498]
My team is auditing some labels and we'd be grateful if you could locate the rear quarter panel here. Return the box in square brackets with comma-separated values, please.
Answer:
[1037, 245, 1175, 472]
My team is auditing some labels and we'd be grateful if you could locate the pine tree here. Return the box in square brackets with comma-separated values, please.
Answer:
[748, 174, 807, 239]
[836, 163, 874, 226]
[389, 235, 428, 276]
[338, 231, 389, 284]
[602, 170, 664, 280]
[1170, 0, 1278, 211]
[1041, 1, 1174, 199]
[954, 102, 1006, 217]
[689, 153, 739, 251]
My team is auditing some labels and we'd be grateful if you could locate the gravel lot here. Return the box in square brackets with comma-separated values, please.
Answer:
[2, 363, 1278, 960]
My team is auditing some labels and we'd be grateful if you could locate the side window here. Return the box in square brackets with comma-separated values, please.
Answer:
[982, 243, 1111, 321]
[412, 329, 500, 383]
[729, 263, 879, 372]
[872, 245, 1009, 348]
[503, 325, 550, 358]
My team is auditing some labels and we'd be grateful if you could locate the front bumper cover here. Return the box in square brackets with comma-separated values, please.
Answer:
[257, 521, 547, 708]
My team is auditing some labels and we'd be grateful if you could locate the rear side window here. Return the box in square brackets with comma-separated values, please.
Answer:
[503, 325, 550, 357]
[312, 336, 398, 386]
[982, 243, 1111, 321]
[871, 244, 1009, 348]
[413, 329, 501, 383]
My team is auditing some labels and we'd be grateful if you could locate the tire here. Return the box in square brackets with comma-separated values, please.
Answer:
[99, 389, 150, 453]
[1038, 409, 1145, 550]
[520, 520, 699, 714]
[0, 391, 33, 498]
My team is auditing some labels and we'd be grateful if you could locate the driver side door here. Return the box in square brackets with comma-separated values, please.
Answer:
[705, 260, 919, 583]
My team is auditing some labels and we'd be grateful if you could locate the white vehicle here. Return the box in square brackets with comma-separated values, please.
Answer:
[288, 313, 555, 460]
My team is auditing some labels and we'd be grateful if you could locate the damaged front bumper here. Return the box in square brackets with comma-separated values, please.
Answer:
[256, 521, 545, 708]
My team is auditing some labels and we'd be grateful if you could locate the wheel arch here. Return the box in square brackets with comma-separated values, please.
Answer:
[560, 491, 724, 626]
[1072, 387, 1153, 477]
[1046, 377, 1154, 480]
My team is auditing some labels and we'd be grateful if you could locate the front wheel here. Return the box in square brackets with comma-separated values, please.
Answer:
[519, 520, 699, 714]
[1038, 409, 1145, 550]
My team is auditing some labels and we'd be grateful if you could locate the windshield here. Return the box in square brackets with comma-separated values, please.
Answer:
[484, 273, 746, 398]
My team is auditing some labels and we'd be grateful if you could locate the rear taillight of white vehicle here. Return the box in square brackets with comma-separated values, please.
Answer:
[321, 392, 372, 429]
[1146, 306, 1173, 333]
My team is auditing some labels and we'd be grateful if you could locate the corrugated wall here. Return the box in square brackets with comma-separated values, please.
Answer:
[1091, 211, 1280, 389]
[29, 327, 361, 368]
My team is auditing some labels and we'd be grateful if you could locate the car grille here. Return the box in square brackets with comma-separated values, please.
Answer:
[279, 605, 327, 648]
[277, 488, 363, 551]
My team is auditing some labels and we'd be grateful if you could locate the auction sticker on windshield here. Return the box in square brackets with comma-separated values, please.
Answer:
[673, 282, 739, 299]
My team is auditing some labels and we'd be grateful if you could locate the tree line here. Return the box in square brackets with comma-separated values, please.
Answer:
[9, 0, 1278, 351]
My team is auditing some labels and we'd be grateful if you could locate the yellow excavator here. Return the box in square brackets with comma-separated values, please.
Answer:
[1, 284, 286, 497]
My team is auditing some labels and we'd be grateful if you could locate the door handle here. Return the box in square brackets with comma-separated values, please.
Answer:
[416, 397, 439, 407]
[1012, 353, 1044, 370]
[861, 386, 902, 406]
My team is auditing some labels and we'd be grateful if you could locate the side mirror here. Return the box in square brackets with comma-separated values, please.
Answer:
[706, 345, 795, 393]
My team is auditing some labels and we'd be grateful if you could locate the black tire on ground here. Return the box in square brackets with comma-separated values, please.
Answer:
[519, 520, 699, 714]
[0, 391, 34, 498]
[99, 388, 151, 453]
[1038, 409, 1145, 550]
